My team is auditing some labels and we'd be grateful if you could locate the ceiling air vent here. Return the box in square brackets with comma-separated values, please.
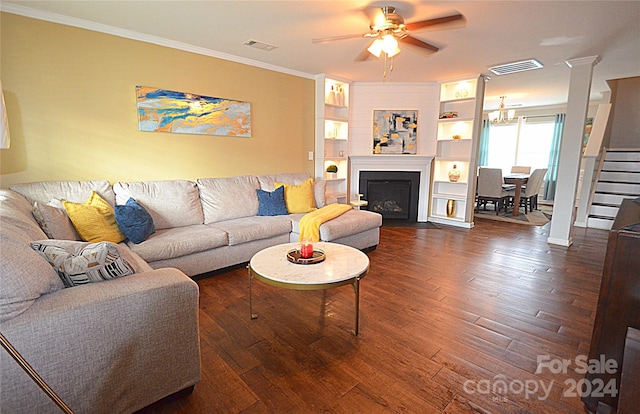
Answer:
[243, 39, 277, 52]
[488, 59, 543, 75]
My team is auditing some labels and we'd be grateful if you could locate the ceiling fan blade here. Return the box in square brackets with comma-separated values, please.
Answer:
[399, 35, 439, 53]
[404, 13, 465, 31]
[354, 46, 372, 62]
[312, 33, 365, 44]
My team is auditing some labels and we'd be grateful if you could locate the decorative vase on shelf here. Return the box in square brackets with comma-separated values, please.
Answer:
[326, 164, 338, 180]
[337, 86, 345, 106]
[448, 164, 461, 182]
[446, 200, 456, 218]
[327, 85, 337, 105]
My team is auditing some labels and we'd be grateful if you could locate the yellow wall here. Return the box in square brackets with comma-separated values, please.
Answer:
[0, 13, 315, 188]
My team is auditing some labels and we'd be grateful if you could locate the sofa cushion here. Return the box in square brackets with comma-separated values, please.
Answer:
[256, 173, 310, 191]
[10, 180, 115, 205]
[275, 178, 316, 214]
[0, 190, 49, 242]
[208, 216, 292, 246]
[62, 191, 126, 243]
[114, 198, 156, 244]
[1, 189, 64, 322]
[256, 186, 288, 216]
[290, 209, 382, 242]
[197, 176, 260, 223]
[126, 224, 228, 262]
[0, 236, 63, 323]
[113, 180, 204, 230]
[313, 180, 327, 209]
[32, 200, 81, 240]
[257, 173, 326, 208]
[31, 240, 139, 288]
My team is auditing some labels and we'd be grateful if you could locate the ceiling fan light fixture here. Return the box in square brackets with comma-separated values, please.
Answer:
[381, 34, 398, 54]
[367, 38, 384, 58]
[386, 46, 401, 58]
[367, 33, 401, 59]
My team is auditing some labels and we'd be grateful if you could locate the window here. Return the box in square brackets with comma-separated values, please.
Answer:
[486, 116, 555, 176]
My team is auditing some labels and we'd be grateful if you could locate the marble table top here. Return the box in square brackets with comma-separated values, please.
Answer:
[249, 242, 369, 286]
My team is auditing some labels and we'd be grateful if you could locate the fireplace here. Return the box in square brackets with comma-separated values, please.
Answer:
[349, 155, 433, 222]
[359, 171, 420, 222]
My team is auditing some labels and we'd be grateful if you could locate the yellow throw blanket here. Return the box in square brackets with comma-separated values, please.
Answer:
[298, 203, 353, 242]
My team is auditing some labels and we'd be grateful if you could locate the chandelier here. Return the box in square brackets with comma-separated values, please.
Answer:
[367, 30, 401, 78]
[488, 96, 516, 124]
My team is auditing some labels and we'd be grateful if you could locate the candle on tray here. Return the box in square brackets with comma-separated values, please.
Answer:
[300, 239, 314, 259]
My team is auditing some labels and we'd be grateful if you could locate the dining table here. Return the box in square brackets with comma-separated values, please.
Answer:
[503, 173, 530, 217]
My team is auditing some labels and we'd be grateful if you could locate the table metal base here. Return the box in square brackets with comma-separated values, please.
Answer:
[248, 265, 364, 336]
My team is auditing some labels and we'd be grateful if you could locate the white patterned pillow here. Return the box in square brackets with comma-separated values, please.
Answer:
[31, 240, 138, 288]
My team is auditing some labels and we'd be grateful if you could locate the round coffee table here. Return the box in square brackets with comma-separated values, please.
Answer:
[248, 242, 370, 335]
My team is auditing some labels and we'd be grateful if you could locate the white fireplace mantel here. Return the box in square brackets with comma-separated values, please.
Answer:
[349, 155, 434, 222]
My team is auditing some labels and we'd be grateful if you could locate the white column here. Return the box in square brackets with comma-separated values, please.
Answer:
[548, 56, 600, 246]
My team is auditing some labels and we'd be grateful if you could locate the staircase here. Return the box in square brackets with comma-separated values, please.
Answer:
[587, 149, 640, 229]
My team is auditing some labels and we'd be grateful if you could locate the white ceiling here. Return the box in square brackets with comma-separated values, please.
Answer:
[3, 1, 640, 111]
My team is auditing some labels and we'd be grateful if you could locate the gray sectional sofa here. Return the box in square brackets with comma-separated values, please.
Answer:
[0, 172, 381, 413]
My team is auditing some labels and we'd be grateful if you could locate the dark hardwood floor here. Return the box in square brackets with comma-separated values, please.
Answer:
[141, 218, 609, 414]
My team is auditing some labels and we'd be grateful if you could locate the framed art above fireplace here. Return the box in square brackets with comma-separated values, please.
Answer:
[372, 110, 417, 155]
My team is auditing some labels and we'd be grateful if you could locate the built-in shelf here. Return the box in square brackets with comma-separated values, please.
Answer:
[428, 75, 485, 228]
[315, 75, 351, 204]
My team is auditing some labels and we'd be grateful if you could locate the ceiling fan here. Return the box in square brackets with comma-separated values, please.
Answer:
[312, 6, 465, 64]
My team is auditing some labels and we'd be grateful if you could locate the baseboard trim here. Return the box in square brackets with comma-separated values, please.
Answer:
[547, 236, 573, 247]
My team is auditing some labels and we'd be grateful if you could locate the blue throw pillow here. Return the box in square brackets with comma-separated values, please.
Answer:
[257, 186, 288, 216]
[114, 198, 155, 244]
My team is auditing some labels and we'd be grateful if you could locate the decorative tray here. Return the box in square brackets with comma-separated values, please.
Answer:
[287, 249, 326, 265]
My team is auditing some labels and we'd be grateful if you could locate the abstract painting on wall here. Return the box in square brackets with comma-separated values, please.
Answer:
[136, 86, 251, 137]
[372, 110, 417, 154]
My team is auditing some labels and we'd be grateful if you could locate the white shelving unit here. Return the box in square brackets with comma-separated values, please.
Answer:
[429, 76, 485, 228]
[315, 74, 351, 204]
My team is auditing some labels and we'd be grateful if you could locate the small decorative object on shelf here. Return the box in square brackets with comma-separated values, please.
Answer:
[327, 85, 337, 105]
[448, 164, 461, 182]
[326, 122, 338, 139]
[452, 134, 462, 140]
[446, 200, 456, 218]
[439, 111, 458, 119]
[326, 164, 338, 179]
[336, 86, 345, 106]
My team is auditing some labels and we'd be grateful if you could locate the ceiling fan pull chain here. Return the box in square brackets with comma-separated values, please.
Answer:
[383, 53, 388, 78]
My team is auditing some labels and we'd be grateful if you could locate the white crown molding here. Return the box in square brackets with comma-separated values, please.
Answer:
[1, 3, 316, 80]
[565, 55, 601, 68]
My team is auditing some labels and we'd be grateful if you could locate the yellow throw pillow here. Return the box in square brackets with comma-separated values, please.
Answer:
[274, 178, 316, 214]
[62, 191, 126, 243]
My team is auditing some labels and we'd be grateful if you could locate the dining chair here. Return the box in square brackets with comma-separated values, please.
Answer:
[476, 168, 514, 215]
[511, 165, 531, 174]
[518, 168, 548, 213]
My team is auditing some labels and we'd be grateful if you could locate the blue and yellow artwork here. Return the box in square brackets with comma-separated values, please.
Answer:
[136, 86, 251, 137]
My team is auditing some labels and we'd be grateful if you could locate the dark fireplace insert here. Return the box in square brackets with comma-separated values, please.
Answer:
[359, 171, 420, 222]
